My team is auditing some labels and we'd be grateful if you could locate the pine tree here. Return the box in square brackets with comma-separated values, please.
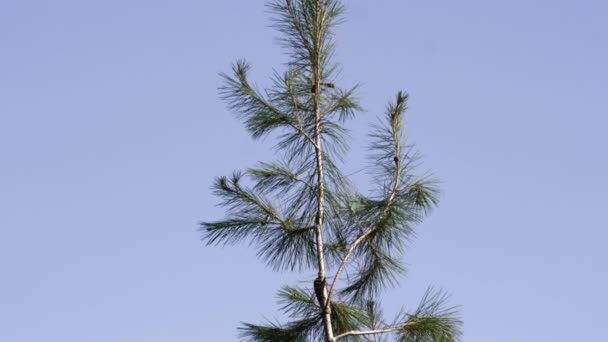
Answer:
[201, 1, 462, 341]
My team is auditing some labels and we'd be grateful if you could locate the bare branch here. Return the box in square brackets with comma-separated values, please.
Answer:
[334, 324, 409, 340]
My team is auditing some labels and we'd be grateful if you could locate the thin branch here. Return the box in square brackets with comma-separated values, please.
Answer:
[245, 83, 317, 146]
[289, 121, 317, 147]
[222, 62, 317, 146]
[282, 171, 317, 195]
[321, 85, 359, 117]
[230, 180, 299, 233]
[251, 162, 317, 195]
[322, 97, 346, 116]
[284, 71, 309, 112]
[334, 323, 413, 340]
[325, 94, 405, 309]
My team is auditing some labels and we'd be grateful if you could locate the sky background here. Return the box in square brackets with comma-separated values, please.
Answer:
[1, 0, 607, 341]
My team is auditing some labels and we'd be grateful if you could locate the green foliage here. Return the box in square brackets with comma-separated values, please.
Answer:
[239, 286, 369, 341]
[202, 172, 317, 271]
[201, 0, 461, 341]
[396, 288, 463, 342]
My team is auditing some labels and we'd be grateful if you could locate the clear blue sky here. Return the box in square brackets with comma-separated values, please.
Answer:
[1, 0, 607, 341]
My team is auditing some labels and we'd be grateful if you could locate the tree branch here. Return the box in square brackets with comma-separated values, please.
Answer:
[244, 83, 317, 146]
[229, 180, 297, 233]
[325, 94, 406, 309]
[334, 323, 413, 340]
[222, 61, 317, 146]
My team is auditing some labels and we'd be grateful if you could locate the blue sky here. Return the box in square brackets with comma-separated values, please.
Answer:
[1, 0, 607, 341]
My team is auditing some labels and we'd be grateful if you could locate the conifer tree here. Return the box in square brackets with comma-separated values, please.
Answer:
[201, 1, 462, 341]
